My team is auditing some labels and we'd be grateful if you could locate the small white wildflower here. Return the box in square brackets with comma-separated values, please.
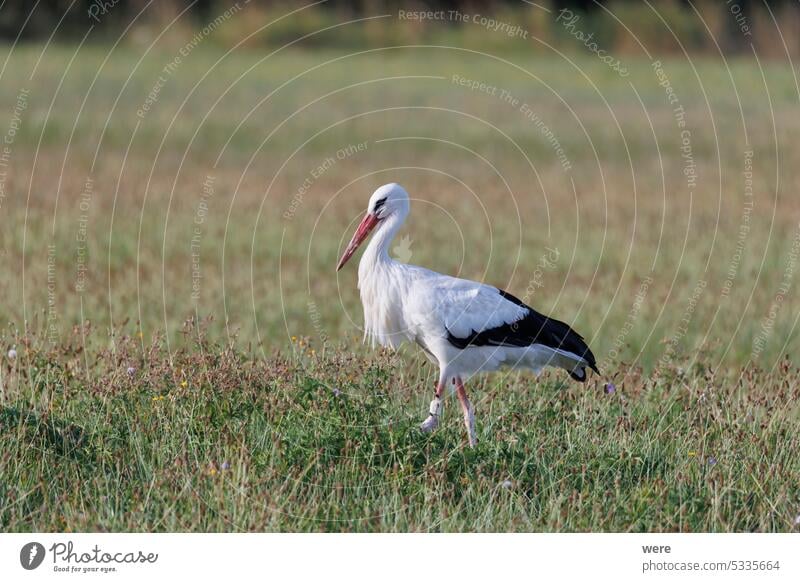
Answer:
[7, 348, 17, 360]
[501, 480, 513, 490]
[126, 366, 136, 376]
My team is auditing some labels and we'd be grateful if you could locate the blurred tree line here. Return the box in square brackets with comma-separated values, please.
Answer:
[0, 0, 797, 57]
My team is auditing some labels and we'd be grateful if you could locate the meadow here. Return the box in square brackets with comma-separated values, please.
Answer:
[1, 31, 799, 531]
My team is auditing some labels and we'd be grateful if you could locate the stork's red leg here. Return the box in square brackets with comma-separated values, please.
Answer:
[455, 377, 476, 448]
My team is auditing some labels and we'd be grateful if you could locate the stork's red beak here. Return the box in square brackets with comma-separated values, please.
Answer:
[336, 213, 379, 271]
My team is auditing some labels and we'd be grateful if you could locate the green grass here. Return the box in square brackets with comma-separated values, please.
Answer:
[1, 44, 798, 368]
[1, 328, 798, 531]
[1, 33, 800, 531]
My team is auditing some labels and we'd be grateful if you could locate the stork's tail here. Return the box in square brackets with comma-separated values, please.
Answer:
[566, 342, 598, 383]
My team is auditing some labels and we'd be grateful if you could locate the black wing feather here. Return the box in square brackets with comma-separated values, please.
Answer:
[445, 289, 598, 374]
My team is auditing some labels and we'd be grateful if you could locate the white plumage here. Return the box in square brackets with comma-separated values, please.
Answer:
[337, 183, 598, 447]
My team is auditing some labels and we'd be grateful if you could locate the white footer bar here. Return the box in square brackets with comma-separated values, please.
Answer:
[2, 533, 797, 581]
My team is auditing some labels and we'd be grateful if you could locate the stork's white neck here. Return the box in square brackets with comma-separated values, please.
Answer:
[359, 211, 406, 272]
[357, 209, 411, 348]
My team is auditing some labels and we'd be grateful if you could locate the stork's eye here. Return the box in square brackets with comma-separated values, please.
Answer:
[373, 197, 387, 214]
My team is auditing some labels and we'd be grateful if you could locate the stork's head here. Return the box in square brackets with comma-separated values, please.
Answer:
[336, 183, 410, 271]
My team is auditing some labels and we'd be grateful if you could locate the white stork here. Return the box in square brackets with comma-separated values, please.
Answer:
[336, 183, 598, 447]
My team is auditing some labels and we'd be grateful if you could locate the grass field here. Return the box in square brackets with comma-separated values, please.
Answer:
[1, 33, 799, 531]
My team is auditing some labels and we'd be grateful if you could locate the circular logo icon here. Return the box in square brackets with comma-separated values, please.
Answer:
[20, 542, 46, 570]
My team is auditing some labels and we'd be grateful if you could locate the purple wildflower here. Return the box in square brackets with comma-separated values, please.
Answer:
[126, 366, 136, 376]
[707, 457, 717, 466]
[604, 382, 616, 394]
[221, 461, 230, 470]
